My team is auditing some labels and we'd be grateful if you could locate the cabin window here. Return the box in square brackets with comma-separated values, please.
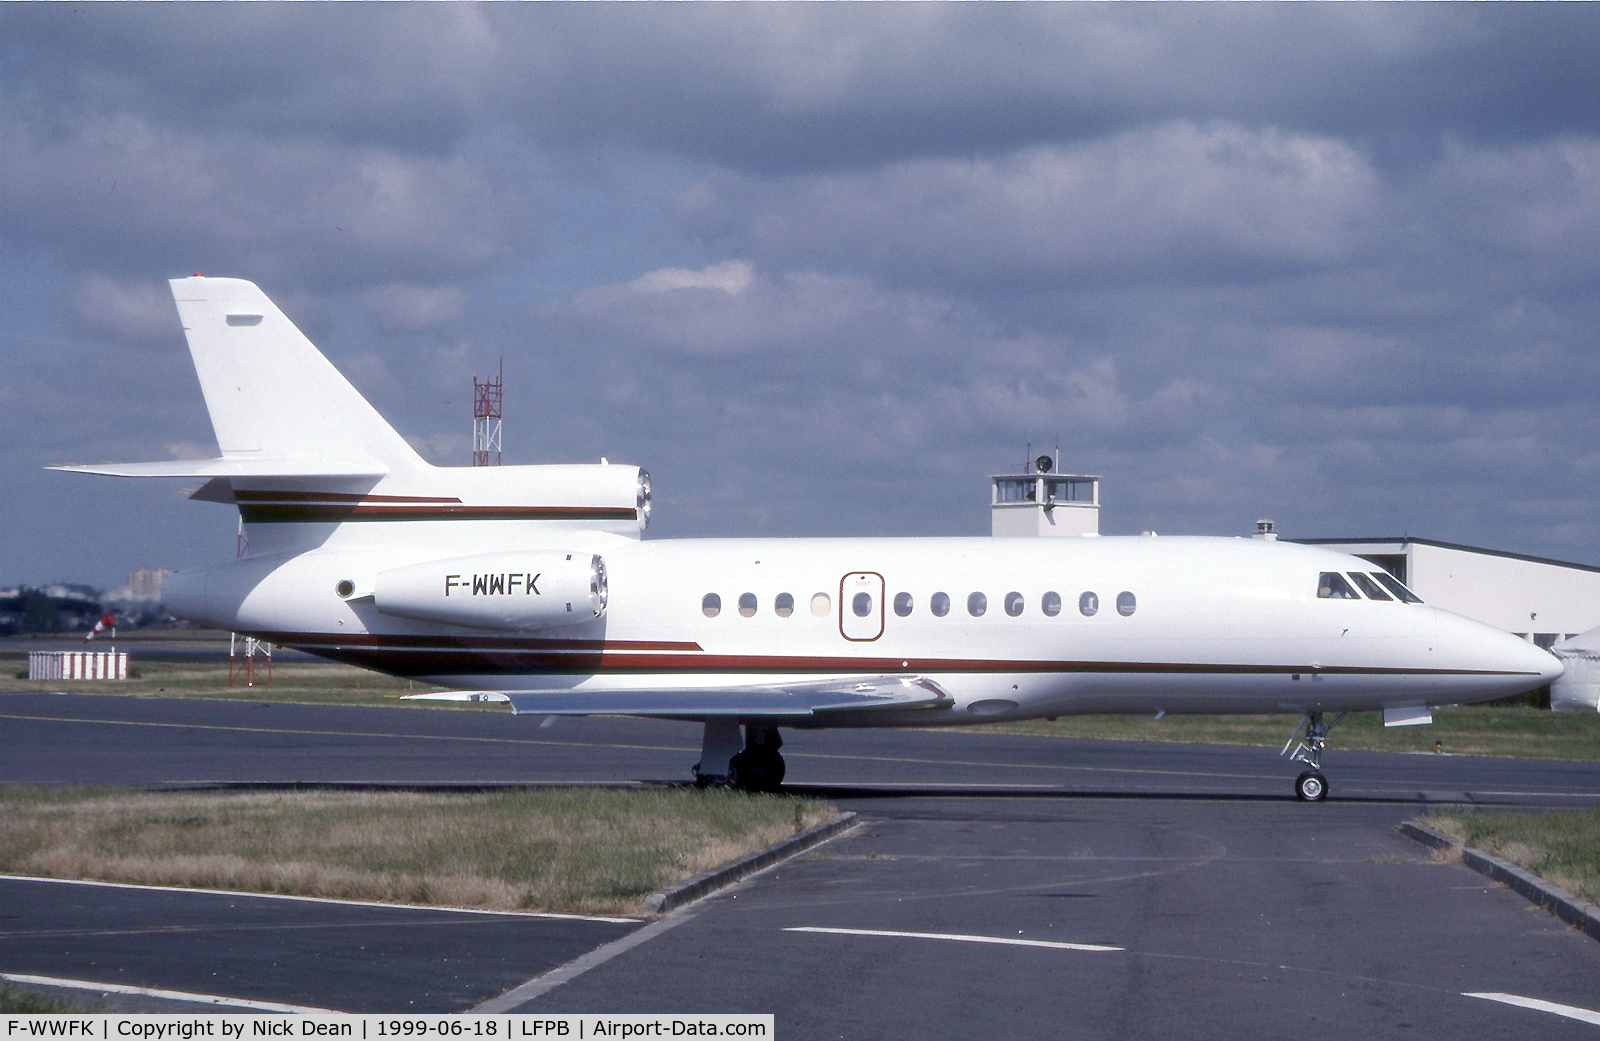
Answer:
[894, 592, 913, 617]
[739, 592, 758, 617]
[1372, 572, 1423, 603]
[1042, 591, 1062, 616]
[1004, 591, 1025, 617]
[968, 592, 988, 617]
[774, 592, 794, 618]
[702, 593, 721, 618]
[1079, 591, 1099, 617]
[1116, 591, 1137, 616]
[852, 591, 874, 618]
[810, 592, 831, 618]
[1317, 573, 1360, 599]
[1347, 573, 1393, 601]
[931, 592, 951, 617]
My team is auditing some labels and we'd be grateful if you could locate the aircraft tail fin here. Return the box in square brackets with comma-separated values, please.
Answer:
[166, 276, 423, 476]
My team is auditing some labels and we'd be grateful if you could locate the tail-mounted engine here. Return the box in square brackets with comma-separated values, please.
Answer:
[368, 551, 607, 631]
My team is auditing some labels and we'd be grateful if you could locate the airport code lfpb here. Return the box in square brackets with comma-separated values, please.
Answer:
[1, 1018, 774, 1039]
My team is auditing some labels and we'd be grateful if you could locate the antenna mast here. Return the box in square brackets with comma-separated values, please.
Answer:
[473, 359, 503, 466]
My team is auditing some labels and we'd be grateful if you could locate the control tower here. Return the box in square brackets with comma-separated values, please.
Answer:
[990, 453, 1100, 537]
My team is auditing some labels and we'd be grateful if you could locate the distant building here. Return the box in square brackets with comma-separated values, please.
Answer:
[127, 568, 173, 599]
[1291, 537, 1600, 647]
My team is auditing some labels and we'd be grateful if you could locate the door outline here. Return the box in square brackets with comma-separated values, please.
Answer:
[839, 571, 885, 642]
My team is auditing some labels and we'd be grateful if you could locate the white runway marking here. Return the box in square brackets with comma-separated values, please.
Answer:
[0, 972, 342, 1014]
[1, 874, 638, 924]
[786, 925, 1122, 952]
[1465, 992, 1600, 1026]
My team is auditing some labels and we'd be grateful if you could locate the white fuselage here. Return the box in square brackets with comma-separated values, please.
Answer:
[163, 532, 1562, 727]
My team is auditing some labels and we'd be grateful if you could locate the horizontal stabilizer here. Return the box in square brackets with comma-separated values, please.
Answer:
[50, 458, 388, 479]
[405, 676, 954, 720]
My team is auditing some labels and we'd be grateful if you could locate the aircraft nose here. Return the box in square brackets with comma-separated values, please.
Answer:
[1434, 610, 1564, 700]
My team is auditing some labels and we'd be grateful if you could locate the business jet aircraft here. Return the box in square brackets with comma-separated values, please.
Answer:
[57, 277, 1564, 801]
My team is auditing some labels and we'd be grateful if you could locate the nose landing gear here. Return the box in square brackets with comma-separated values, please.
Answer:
[1283, 711, 1345, 802]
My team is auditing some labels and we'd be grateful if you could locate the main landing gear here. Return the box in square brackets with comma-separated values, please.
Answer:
[1282, 711, 1346, 802]
[693, 720, 786, 792]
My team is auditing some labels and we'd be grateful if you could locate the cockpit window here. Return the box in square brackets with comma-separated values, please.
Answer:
[1317, 572, 1360, 600]
[1372, 572, 1423, 603]
[1347, 573, 1393, 601]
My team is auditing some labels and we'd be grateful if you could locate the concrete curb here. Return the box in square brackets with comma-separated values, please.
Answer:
[1400, 821, 1600, 943]
[642, 811, 859, 915]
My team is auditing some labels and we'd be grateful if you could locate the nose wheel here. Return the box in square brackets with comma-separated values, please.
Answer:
[1294, 770, 1328, 802]
[1283, 711, 1344, 802]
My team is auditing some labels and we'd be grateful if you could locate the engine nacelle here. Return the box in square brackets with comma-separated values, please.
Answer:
[371, 551, 607, 631]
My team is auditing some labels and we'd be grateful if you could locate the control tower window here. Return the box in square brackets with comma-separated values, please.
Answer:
[1317, 573, 1360, 600]
[995, 478, 1036, 503]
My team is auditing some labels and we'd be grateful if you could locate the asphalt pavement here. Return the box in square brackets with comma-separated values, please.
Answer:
[2, 691, 1598, 1036]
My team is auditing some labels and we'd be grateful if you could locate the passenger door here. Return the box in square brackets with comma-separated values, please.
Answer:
[839, 571, 885, 642]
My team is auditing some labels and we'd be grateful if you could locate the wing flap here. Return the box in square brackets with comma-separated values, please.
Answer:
[405, 676, 953, 720]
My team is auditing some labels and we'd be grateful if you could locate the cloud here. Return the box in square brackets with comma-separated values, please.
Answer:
[0, 113, 533, 287]
[69, 274, 179, 346]
[361, 284, 470, 332]
[677, 124, 1381, 291]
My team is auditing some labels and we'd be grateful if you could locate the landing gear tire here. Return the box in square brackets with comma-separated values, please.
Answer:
[1295, 771, 1328, 802]
[728, 748, 786, 793]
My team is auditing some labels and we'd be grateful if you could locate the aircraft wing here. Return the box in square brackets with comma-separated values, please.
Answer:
[406, 675, 954, 719]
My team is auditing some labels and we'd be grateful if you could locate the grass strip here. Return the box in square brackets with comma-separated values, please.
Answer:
[7, 648, 1596, 760]
[0, 787, 833, 917]
[2, 651, 449, 708]
[1422, 807, 1600, 907]
[981, 706, 1600, 761]
[0, 981, 83, 1014]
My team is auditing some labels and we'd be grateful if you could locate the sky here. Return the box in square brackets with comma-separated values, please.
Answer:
[3, 4, 1600, 590]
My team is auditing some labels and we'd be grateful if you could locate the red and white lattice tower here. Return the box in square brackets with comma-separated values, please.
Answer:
[473, 359, 503, 466]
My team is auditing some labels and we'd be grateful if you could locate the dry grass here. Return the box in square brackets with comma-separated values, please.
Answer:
[1424, 807, 1600, 907]
[0, 787, 833, 916]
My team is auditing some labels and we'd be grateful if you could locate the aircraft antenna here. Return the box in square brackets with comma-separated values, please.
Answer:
[473, 358, 503, 466]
